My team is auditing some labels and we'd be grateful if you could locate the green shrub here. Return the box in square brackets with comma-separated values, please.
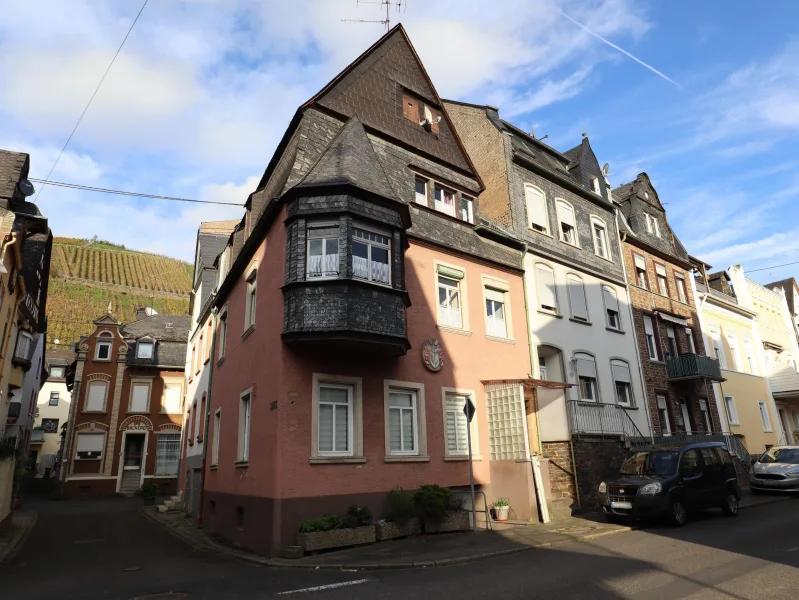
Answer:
[137, 482, 158, 497]
[298, 506, 373, 533]
[413, 484, 451, 523]
[387, 487, 416, 524]
[347, 505, 373, 527]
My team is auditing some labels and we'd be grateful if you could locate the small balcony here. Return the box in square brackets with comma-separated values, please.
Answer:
[30, 429, 45, 444]
[666, 353, 723, 382]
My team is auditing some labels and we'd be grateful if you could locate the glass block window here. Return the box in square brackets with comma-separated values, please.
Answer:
[485, 384, 527, 461]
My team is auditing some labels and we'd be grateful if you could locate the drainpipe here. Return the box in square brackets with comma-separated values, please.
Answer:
[520, 242, 543, 455]
[615, 219, 655, 443]
[197, 307, 218, 527]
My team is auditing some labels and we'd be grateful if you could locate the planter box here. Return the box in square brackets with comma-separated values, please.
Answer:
[296, 524, 376, 552]
[424, 510, 470, 533]
[376, 518, 422, 541]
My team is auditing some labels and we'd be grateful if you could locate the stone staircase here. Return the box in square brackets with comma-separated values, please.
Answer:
[157, 494, 184, 514]
[119, 471, 141, 497]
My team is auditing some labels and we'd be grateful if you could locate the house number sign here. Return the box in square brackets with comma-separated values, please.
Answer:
[421, 338, 445, 372]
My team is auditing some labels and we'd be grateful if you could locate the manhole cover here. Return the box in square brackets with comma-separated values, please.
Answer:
[129, 594, 188, 600]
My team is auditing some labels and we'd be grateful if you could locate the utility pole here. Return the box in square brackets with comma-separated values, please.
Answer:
[342, 0, 406, 32]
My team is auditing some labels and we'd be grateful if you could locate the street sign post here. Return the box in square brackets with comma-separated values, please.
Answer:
[463, 398, 477, 533]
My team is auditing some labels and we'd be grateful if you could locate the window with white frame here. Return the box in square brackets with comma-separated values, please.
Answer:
[538, 356, 548, 380]
[758, 400, 773, 432]
[437, 267, 464, 329]
[567, 274, 589, 322]
[556, 200, 578, 245]
[129, 381, 150, 413]
[724, 395, 739, 425]
[675, 275, 688, 303]
[162, 381, 182, 414]
[353, 229, 390, 285]
[645, 214, 661, 237]
[710, 327, 726, 369]
[575, 353, 599, 402]
[14, 331, 32, 361]
[49, 366, 65, 379]
[212, 409, 221, 465]
[643, 315, 659, 360]
[536, 263, 558, 314]
[645, 213, 653, 234]
[793, 409, 799, 431]
[665, 324, 678, 358]
[218, 311, 227, 359]
[318, 383, 352, 455]
[592, 218, 609, 259]
[525, 185, 549, 233]
[85, 380, 108, 412]
[484, 287, 507, 338]
[634, 254, 648, 289]
[444, 393, 473, 456]
[460, 195, 474, 224]
[602, 286, 621, 330]
[238, 391, 252, 461]
[75, 432, 105, 459]
[653, 218, 661, 238]
[611, 359, 634, 406]
[590, 175, 601, 195]
[743, 339, 756, 373]
[387, 388, 418, 455]
[95, 334, 112, 361]
[655, 264, 669, 297]
[49, 391, 59, 406]
[685, 327, 696, 354]
[155, 433, 180, 476]
[433, 183, 457, 217]
[414, 176, 428, 206]
[657, 394, 672, 435]
[245, 269, 257, 330]
[307, 228, 340, 279]
[727, 332, 741, 371]
[699, 399, 713, 432]
[136, 341, 154, 359]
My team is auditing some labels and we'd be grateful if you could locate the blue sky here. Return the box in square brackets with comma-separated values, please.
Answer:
[1, 0, 797, 285]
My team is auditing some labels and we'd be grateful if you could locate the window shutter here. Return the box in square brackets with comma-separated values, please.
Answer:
[318, 405, 333, 452]
[525, 186, 548, 231]
[77, 433, 104, 452]
[485, 287, 505, 303]
[334, 405, 349, 452]
[446, 396, 468, 453]
[656, 264, 667, 277]
[536, 265, 557, 311]
[657, 394, 667, 410]
[438, 265, 464, 280]
[643, 316, 655, 336]
[132, 384, 149, 412]
[403, 94, 419, 122]
[558, 202, 576, 228]
[87, 382, 106, 411]
[611, 360, 631, 383]
[603, 286, 619, 313]
[575, 356, 597, 378]
[568, 275, 588, 320]
[164, 385, 181, 414]
[634, 255, 646, 270]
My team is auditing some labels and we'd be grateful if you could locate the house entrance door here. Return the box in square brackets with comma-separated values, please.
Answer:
[124, 434, 145, 470]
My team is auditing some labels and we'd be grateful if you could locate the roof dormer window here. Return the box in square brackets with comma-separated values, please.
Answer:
[137, 341, 154, 359]
[590, 176, 601, 195]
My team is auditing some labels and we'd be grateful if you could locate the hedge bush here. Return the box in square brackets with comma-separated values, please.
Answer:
[298, 505, 373, 533]
[413, 484, 452, 523]
[387, 487, 416, 524]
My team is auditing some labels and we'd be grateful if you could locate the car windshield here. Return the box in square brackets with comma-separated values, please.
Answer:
[758, 448, 799, 464]
[619, 451, 679, 476]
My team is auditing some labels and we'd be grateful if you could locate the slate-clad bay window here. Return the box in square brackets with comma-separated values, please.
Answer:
[567, 274, 589, 322]
[603, 285, 621, 330]
[415, 176, 428, 206]
[307, 227, 340, 279]
[438, 268, 463, 329]
[318, 383, 353, 455]
[413, 173, 476, 224]
[525, 184, 549, 233]
[352, 229, 390, 285]
[536, 263, 558, 314]
[434, 184, 457, 218]
[556, 200, 578, 246]
[612, 359, 634, 407]
[460, 195, 474, 224]
[575, 353, 599, 402]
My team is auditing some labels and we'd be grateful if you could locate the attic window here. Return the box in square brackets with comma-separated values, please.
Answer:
[644, 191, 650, 200]
[137, 342, 154, 359]
[590, 176, 601, 195]
[166, 323, 174, 330]
[402, 92, 439, 134]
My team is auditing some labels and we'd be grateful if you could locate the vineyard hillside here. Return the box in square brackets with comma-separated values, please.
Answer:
[47, 238, 194, 349]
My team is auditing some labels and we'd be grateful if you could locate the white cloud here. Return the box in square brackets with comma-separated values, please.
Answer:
[714, 140, 774, 159]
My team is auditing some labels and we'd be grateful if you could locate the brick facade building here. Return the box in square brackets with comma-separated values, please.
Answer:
[614, 173, 723, 437]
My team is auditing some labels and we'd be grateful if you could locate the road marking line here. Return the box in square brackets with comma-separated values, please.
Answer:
[276, 579, 370, 595]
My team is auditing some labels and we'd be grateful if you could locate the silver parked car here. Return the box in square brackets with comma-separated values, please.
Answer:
[750, 446, 799, 493]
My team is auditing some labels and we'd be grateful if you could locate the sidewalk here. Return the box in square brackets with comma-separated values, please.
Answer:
[0, 509, 37, 564]
[142, 490, 788, 570]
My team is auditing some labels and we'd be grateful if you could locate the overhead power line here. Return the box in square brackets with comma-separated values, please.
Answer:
[29, 179, 244, 207]
[747, 261, 799, 274]
[35, 0, 150, 202]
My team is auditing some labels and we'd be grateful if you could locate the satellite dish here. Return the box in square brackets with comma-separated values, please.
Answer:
[17, 180, 35, 197]
[601, 163, 610, 176]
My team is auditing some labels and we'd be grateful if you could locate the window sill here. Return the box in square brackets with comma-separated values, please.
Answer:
[648, 359, 666, 365]
[216, 356, 225, 368]
[81, 410, 107, 414]
[485, 335, 515, 344]
[594, 252, 614, 263]
[234, 460, 249, 468]
[74, 457, 103, 461]
[528, 227, 553, 238]
[241, 325, 255, 341]
[209, 464, 218, 471]
[443, 455, 483, 462]
[309, 456, 367, 465]
[93, 358, 111, 363]
[437, 325, 472, 337]
[618, 405, 638, 410]
[606, 326, 625, 334]
[569, 318, 592, 326]
[537, 310, 562, 319]
[559, 239, 581, 250]
[126, 411, 151, 415]
[384, 455, 431, 463]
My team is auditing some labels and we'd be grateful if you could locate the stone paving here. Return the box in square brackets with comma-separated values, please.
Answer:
[0, 510, 37, 564]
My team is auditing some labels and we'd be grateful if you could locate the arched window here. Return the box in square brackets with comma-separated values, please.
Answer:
[590, 216, 609, 259]
[95, 332, 113, 361]
[525, 184, 549, 234]
[535, 263, 558, 314]
[611, 359, 634, 407]
[567, 274, 588, 322]
[556, 200, 578, 246]
[602, 285, 621, 330]
[574, 352, 599, 402]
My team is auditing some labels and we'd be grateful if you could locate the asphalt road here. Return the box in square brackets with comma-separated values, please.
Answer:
[2, 496, 798, 599]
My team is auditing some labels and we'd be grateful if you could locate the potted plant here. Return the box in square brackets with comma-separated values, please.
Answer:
[138, 481, 158, 506]
[376, 488, 421, 541]
[493, 497, 510, 522]
[295, 505, 376, 552]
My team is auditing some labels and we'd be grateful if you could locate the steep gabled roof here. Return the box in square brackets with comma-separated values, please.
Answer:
[121, 314, 191, 342]
[295, 116, 399, 202]
[766, 278, 799, 315]
[0, 149, 29, 206]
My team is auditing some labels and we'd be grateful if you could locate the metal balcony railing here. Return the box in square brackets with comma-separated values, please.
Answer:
[568, 401, 648, 442]
[666, 353, 723, 381]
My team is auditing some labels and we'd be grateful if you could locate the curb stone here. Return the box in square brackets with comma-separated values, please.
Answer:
[0, 510, 38, 565]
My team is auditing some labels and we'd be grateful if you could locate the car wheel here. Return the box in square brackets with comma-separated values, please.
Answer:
[669, 499, 687, 527]
[721, 492, 739, 517]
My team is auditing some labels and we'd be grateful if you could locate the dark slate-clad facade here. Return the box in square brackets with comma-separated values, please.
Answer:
[200, 25, 537, 556]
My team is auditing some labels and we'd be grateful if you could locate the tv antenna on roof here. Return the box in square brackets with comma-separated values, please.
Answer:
[342, 0, 406, 33]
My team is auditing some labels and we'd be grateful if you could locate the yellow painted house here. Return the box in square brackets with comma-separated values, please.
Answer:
[729, 266, 799, 445]
[692, 262, 781, 457]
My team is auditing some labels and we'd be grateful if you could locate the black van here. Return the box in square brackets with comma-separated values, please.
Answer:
[597, 442, 741, 526]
